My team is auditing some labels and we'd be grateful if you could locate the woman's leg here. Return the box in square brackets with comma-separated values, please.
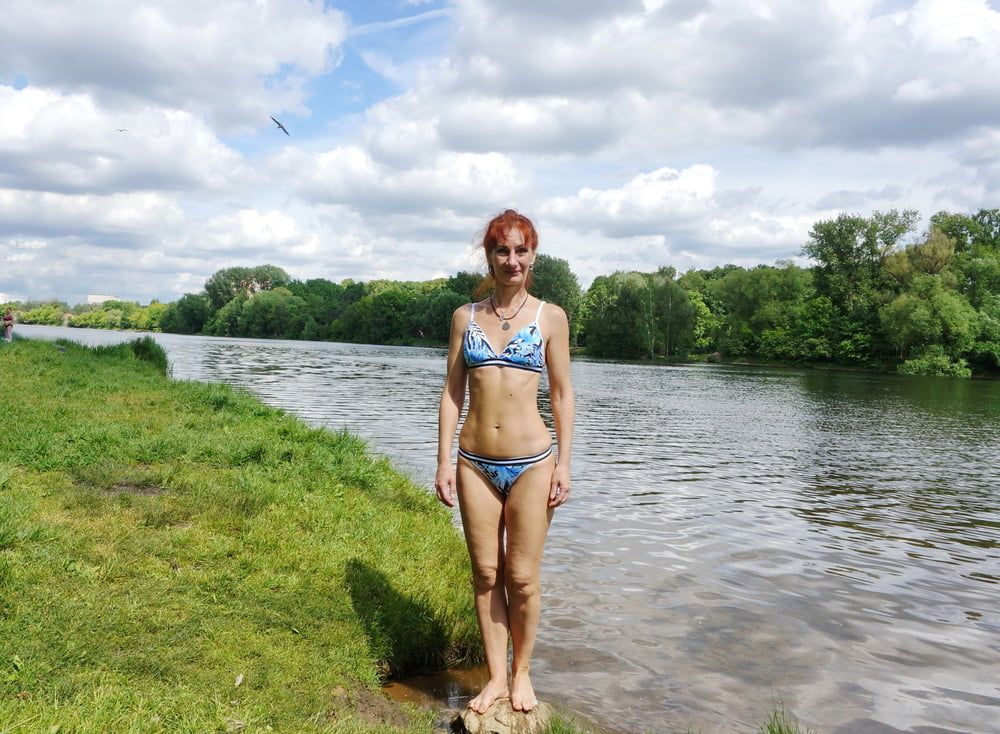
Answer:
[502, 455, 555, 712]
[457, 459, 510, 713]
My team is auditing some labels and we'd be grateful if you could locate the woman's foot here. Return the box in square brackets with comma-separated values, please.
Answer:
[510, 671, 538, 712]
[468, 677, 509, 714]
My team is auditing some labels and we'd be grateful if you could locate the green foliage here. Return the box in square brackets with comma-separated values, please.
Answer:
[204, 264, 292, 310]
[899, 346, 972, 377]
[408, 288, 467, 342]
[159, 293, 211, 334]
[582, 270, 695, 358]
[447, 271, 487, 301]
[803, 208, 918, 329]
[708, 264, 813, 358]
[531, 254, 584, 344]
[204, 295, 247, 336]
[16, 301, 66, 325]
[969, 293, 1000, 370]
[758, 704, 815, 734]
[238, 287, 307, 339]
[83, 337, 170, 376]
[333, 287, 419, 344]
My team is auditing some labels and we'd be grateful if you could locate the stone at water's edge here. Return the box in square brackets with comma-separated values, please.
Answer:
[453, 700, 554, 734]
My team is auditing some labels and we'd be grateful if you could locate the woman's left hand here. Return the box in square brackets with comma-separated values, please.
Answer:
[548, 463, 571, 507]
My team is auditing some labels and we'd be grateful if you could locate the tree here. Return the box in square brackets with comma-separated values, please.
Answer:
[708, 264, 812, 357]
[580, 270, 695, 359]
[530, 254, 584, 344]
[582, 275, 645, 358]
[803, 209, 919, 312]
[446, 272, 487, 301]
[880, 275, 978, 360]
[204, 296, 246, 336]
[802, 209, 919, 362]
[238, 287, 307, 338]
[409, 289, 467, 342]
[160, 294, 211, 334]
[204, 265, 291, 310]
[970, 293, 1000, 370]
[332, 286, 418, 344]
[647, 268, 696, 358]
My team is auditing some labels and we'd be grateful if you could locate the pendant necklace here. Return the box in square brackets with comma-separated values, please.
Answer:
[491, 292, 529, 330]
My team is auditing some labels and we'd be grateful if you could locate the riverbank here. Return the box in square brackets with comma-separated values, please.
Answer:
[0, 337, 483, 732]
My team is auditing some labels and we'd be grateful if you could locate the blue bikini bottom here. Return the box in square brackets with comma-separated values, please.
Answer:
[458, 445, 553, 497]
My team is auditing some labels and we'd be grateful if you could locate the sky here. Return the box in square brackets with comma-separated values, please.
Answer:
[2, 0, 999, 305]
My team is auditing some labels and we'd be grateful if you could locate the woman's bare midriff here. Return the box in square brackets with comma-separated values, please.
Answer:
[460, 367, 550, 457]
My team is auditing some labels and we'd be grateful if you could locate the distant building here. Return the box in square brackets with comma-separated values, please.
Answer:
[87, 294, 120, 305]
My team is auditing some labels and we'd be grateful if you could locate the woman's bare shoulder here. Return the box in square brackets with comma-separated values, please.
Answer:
[539, 301, 568, 327]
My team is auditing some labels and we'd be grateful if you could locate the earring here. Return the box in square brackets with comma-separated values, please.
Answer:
[529, 263, 534, 271]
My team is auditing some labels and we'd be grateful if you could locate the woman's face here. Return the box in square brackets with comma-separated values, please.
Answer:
[490, 227, 535, 286]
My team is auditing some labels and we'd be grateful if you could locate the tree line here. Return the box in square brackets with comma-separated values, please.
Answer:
[5, 208, 998, 377]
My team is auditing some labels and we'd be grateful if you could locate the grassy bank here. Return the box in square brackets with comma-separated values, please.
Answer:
[0, 338, 479, 733]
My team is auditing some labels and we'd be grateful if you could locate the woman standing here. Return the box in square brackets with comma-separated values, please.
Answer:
[2, 307, 13, 342]
[436, 210, 574, 714]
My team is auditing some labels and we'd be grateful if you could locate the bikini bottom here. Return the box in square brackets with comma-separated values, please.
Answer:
[457, 444, 553, 497]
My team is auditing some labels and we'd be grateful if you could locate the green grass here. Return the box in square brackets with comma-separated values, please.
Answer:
[0, 338, 479, 733]
[758, 703, 815, 734]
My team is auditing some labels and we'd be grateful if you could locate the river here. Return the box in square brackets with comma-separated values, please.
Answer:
[15, 325, 1000, 733]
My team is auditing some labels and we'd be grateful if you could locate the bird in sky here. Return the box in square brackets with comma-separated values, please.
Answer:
[116, 128, 127, 132]
[270, 116, 290, 136]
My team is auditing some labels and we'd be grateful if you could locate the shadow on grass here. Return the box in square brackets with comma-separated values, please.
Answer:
[345, 558, 452, 678]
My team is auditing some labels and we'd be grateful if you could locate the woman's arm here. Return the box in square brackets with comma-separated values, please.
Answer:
[545, 305, 575, 507]
[435, 305, 469, 507]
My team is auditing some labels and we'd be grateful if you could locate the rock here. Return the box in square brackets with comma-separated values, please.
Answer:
[453, 699, 554, 734]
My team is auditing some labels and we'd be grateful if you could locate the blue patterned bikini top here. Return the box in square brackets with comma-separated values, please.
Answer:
[463, 301, 546, 373]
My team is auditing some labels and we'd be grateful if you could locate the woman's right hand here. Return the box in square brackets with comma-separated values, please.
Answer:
[435, 464, 457, 507]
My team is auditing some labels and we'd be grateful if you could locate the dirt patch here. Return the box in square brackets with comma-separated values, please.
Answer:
[327, 686, 415, 729]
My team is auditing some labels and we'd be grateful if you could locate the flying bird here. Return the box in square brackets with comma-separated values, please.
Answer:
[116, 128, 127, 132]
[270, 116, 290, 136]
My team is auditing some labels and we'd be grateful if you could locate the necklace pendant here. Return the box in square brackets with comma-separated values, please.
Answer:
[501, 321, 511, 331]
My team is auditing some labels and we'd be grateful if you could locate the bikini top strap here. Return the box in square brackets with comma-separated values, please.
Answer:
[534, 300, 545, 322]
[469, 302, 476, 323]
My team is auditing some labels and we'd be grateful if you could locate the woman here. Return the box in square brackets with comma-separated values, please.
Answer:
[2, 307, 13, 342]
[436, 210, 574, 715]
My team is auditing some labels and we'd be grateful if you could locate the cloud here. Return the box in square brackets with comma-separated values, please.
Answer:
[0, 86, 254, 194]
[0, 0, 348, 128]
[538, 164, 817, 270]
[357, 0, 1000, 157]
[543, 165, 719, 237]
[0, 189, 184, 243]
[270, 144, 527, 217]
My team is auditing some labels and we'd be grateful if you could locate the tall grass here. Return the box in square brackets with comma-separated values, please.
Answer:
[0, 338, 479, 733]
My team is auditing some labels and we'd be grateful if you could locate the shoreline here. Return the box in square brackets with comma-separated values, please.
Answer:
[10, 323, 997, 380]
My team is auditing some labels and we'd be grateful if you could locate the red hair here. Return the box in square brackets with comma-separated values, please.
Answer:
[477, 209, 538, 295]
[482, 209, 539, 255]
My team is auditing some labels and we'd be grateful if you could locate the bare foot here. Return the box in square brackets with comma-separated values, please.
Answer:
[510, 671, 537, 712]
[468, 678, 509, 714]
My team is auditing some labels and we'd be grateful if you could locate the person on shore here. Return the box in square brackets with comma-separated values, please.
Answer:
[436, 209, 575, 715]
[2, 307, 13, 342]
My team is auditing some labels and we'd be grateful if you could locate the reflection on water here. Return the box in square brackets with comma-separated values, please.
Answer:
[18, 325, 1000, 733]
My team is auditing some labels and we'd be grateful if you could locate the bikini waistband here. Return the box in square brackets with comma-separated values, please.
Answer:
[457, 444, 553, 465]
